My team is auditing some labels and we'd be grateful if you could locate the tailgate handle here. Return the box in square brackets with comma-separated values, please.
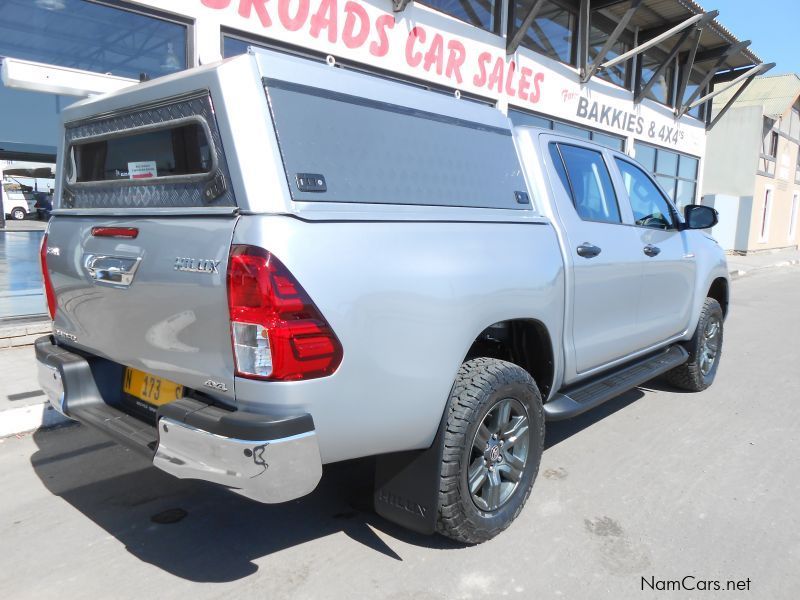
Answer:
[84, 254, 142, 287]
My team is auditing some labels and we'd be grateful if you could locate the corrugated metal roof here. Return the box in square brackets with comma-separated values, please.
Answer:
[602, 0, 762, 70]
[712, 73, 800, 118]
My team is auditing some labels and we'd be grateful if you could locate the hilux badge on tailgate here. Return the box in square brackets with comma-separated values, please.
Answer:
[174, 257, 220, 274]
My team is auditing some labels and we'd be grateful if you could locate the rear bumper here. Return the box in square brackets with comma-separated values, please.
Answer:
[35, 336, 322, 503]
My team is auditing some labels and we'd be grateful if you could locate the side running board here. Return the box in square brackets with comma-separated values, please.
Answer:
[544, 345, 689, 421]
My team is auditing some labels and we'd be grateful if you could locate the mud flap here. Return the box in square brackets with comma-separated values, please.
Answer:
[373, 408, 448, 535]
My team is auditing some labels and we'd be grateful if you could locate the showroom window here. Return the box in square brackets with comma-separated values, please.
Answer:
[510, 0, 577, 66]
[419, 0, 502, 34]
[638, 51, 674, 107]
[0, 0, 189, 80]
[633, 142, 699, 209]
[588, 12, 632, 89]
[510, 109, 626, 151]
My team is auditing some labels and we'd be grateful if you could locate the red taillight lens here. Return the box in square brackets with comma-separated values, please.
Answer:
[227, 245, 343, 381]
[39, 233, 57, 320]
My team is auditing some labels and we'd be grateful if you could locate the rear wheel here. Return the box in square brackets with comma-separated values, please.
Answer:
[436, 358, 544, 544]
[666, 297, 723, 391]
[11, 208, 26, 220]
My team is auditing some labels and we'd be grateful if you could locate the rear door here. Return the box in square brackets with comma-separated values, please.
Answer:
[543, 140, 644, 376]
[46, 91, 239, 402]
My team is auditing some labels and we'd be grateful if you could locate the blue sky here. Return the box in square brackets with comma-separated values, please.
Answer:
[714, 0, 800, 75]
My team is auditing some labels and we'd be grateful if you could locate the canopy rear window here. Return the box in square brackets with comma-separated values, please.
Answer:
[61, 92, 236, 210]
[264, 79, 529, 210]
[70, 120, 213, 183]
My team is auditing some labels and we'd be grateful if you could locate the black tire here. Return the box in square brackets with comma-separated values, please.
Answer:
[11, 208, 26, 220]
[666, 297, 724, 392]
[436, 358, 544, 544]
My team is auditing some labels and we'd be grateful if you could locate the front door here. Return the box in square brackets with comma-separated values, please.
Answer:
[613, 158, 696, 346]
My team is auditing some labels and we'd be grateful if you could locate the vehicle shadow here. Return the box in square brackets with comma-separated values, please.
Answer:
[544, 387, 645, 449]
[29, 426, 461, 583]
[30, 385, 650, 582]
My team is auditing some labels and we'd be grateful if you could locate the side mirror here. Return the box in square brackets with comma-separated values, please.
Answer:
[682, 204, 718, 230]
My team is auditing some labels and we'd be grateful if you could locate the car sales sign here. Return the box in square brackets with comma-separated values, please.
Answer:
[194, 0, 705, 155]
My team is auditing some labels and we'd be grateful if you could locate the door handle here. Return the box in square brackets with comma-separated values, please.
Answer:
[576, 243, 602, 258]
[84, 254, 141, 287]
[643, 244, 661, 257]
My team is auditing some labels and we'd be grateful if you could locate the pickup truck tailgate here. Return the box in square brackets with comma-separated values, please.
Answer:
[46, 215, 238, 402]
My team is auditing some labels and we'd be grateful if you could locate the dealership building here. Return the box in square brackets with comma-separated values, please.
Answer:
[0, 0, 771, 316]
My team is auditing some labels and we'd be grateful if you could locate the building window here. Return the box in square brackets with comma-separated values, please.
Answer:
[759, 188, 773, 243]
[510, 0, 577, 66]
[510, 109, 625, 151]
[789, 193, 799, 242]
[420, 0, 501, 34]
[0, 0, 188, 80]
[768, 131, 779, 157]
[589, 12, 632, 89]
[633, 142, 698, 210]
[680, 68, 709, 121]
[796, 148, 800, 184]
[759, 122, 778, 176]
[638, 51, 674, 106]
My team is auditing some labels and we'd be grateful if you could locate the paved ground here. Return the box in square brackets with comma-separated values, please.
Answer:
[0, 229, 46, 319]
[0, 267, 797, 599]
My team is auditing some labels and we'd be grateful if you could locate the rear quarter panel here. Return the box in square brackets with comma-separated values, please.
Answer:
[233, 215, 565, 464]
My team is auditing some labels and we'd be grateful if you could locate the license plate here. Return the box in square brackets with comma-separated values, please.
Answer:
[123, 367, 183, 406]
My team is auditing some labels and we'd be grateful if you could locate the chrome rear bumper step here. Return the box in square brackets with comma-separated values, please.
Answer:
[544, 345, 689, 421]
[35, 336, 322, 503]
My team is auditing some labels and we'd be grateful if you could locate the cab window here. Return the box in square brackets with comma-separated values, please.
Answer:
[615, 158, 676, 230]
[550, 143, 621, 224]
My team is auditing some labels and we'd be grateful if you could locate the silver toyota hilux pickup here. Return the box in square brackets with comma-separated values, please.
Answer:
[36, 48, 728, 544]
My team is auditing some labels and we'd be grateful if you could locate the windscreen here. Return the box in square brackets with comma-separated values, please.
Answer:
[264, 79, 529, 210]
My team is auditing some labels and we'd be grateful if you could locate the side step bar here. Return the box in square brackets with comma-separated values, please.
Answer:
[544, 345, 689, 421]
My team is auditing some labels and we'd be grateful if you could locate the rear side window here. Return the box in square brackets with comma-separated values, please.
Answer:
[615, 159, 675, 229]
[72, 121, 213, 183]
[264, 80, 528, 209]
[551, 143, 621, 224]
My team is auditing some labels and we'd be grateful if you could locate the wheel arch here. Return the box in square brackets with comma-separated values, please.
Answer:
[462, 318, 556, 399]
[707, 277, 729, 318]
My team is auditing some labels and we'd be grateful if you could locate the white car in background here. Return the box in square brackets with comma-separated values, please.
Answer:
[2, 182, 32, 220]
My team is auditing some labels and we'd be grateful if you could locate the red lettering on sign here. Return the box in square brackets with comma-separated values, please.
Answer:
[445, 40, 465, 84]
[342, 1, 369, 49]
[517, 66, 532, 100]
[406, 26, 425, 68]
[369, 14, 394, 57]
[202, 0, 232, 7]
[238, 0, 272, 28]
[310, 0, 337, 42]
[504, 60, 516, 96]
[487, 57, 504, 93]
[277, 0, 308, 31]
[423, 33, 444, 75]
[529, 72, 544, 103]
[473, 52, 491, 87]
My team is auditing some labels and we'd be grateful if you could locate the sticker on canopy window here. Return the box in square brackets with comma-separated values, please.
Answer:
[128, 161, 158, 180]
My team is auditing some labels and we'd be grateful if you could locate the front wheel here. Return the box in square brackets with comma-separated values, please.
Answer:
[436, 358, 544, 544]
[666, 297, 724, 391]
[11, 208, 26, 220]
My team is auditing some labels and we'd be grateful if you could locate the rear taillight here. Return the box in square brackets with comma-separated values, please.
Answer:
[227, 245, 343, 381]
[39, 232, 57, 320]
